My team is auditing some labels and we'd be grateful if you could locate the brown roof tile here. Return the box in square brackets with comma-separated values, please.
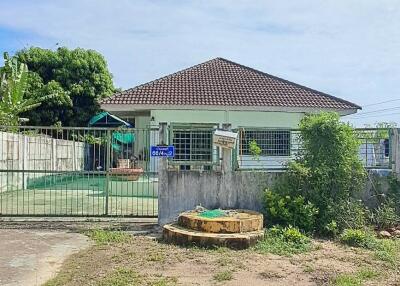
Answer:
[101, 58, 360, 110]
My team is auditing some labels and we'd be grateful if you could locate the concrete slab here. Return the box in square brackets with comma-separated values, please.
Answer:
[0, 217, 158, 232]
[0, 229, 90, 286]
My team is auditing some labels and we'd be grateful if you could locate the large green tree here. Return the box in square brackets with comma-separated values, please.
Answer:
[16, 47, 115, 126]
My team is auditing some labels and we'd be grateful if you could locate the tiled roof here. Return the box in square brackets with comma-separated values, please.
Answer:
[101, 58, 360, 110]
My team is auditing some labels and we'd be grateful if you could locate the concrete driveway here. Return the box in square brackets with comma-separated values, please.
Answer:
[0, 229, 90, 286]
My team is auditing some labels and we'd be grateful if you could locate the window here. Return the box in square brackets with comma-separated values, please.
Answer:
[172, 129, 213, 162]
[240, 130, 291, 156]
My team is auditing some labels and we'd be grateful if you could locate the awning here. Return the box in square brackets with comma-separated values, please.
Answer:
[112, 132, 135, 144]
[112, 132, 135, 151]
[88, 112, 133, 127]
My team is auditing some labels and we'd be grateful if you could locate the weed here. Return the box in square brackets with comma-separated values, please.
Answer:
[339, 229, 400, 268]
[97, 268, 142, 286]
[147, 252, 166, 262]
[303, 264, 315, 273]
[259, 271, 284, 279]
[86, 229, 131, 245]
[369, 200, 400, 229]
[215, 256, 232, 267]
[213, 270, 233, 282]
[333, 268, 378, 286]
[373, 239, 400, 267]
[255, 226, 312, 256]
[149, 276, 178, 286]
[96, 268, 177, 286]
[214, 246, 230, 254]
[339, 229, 376, 249]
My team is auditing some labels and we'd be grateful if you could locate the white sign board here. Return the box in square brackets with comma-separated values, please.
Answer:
[213, 130, 238, 149]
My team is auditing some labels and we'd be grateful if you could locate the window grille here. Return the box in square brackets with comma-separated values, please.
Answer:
[240, 130, 291, 156]
[172, 129, 213, 162]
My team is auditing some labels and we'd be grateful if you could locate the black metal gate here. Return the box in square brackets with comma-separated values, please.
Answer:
[0, 126, 158, 217]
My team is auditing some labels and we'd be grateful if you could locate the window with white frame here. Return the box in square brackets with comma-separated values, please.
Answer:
[240, 130, 291, 156]
[172, 128, 213, 162]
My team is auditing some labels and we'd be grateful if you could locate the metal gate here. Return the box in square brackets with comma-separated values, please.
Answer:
[0, 126, 159, 217]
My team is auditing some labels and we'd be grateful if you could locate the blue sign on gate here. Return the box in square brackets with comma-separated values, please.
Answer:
[150, 145, 175, 157]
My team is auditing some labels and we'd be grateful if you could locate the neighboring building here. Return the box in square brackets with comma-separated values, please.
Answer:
[101, 58, 360, 170]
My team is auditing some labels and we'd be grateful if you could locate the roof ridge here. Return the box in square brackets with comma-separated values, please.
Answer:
[215, 57, 361, 110]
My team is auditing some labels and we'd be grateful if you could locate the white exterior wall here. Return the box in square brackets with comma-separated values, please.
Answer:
[150, 109, 304, 128]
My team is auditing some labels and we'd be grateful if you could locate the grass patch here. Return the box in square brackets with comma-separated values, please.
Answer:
[97, 268, 142, 286]
[373, 239, 400, 267]
[254, 226, 312, 256]
[216, 256, 232, 267]
[147, 252, 166, 262]
[339, 229, 400, 267]
[96, 268, 177, 286]
[43, 274, 73, 286]
[86, 229, 131, 245]
[333, 268, 379, 286]
[148, 276, 177, 286]
[213, 270, 233, 282]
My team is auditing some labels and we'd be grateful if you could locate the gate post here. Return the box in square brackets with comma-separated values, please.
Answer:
[391, 128, 400, 178]
[158, 122, 168, 225]
[104, 129, 111, 215]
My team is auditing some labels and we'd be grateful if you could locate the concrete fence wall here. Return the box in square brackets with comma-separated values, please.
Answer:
[158, 168, 392, 225]
[0, 131, 85, 192]
[157, 123, 397, 225]
[158, 170, 281, 225]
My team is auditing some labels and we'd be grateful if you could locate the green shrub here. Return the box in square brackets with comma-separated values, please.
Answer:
[324, 220, 339, 238]
[263, 112, 367, 235]
[255, 226, 312, 256]
[370, 200, 399, 230]
[263, 190, 318, 233]
[280, 226, 309, 244]
[249, 140, 262, 160]
[339, 229, 377, 249]
[388, 175, 400, 215]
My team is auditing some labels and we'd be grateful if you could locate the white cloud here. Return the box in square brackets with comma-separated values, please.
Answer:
[0, 0, 399, 125]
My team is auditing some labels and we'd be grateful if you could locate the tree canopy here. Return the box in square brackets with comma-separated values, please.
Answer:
[16, 47, 115, 126]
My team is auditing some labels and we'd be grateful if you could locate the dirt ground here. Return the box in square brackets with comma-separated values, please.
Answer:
[44, 234, 400, 286]
[0, 229, 90, 286]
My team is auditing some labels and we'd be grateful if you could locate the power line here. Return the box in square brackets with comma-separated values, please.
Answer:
[346, 106, 400, 118]
[362, 98, 400, 108]
[345, 111, 400, 120]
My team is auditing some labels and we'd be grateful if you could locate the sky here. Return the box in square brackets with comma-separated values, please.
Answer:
[0, 0, 399, 127]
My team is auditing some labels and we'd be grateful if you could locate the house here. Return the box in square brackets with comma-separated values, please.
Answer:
[101, 58, 360, 170]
